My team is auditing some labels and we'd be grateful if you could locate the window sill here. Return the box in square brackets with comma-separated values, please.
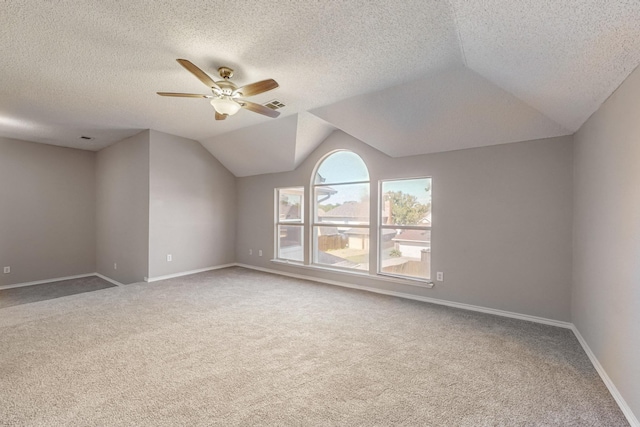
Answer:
[270, 259, 434, 289]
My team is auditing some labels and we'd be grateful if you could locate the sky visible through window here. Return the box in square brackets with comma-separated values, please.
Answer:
[382, 178, 431, 205]
[315, 151, 430, 206]
[315, 151, 370, 205]
[315, 151, 369, 184]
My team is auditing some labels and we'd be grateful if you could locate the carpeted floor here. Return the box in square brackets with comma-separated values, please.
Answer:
[0, 276, 115, 308]
[0, 267, 628, 426]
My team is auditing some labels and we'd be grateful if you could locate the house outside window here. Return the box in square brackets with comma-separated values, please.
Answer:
[275, 187, 304, 262]
[379, 177, 432, 281]
[312, 150, 370, 271]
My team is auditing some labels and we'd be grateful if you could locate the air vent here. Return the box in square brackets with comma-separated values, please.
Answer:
[264, 99, 286, 110]
[80, 136, 94, 141]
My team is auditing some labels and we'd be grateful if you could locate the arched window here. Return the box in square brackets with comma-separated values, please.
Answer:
[312, 150, 370, 271]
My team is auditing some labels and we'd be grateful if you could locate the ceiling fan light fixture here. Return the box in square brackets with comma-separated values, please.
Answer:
[210, 96, 241, 116]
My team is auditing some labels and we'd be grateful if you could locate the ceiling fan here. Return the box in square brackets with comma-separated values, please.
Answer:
[157, 59, 280, 120]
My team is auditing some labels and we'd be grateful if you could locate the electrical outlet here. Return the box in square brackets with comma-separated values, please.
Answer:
[249, 249, 253, 255]
[3, 266, 10, 274]
[258, 250, 263, 257]
[167, 254, 172, 262]
[114, 263, 117, 270]
[436, 272, 444, 282]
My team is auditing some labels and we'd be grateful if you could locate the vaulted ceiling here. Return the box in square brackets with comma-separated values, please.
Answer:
[2, 1, 639, 176]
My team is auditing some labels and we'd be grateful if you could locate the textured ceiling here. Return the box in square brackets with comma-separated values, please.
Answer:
[1, 1, 639, 175]
[311, 66, 569, 157]
[449, 0, 640, 132]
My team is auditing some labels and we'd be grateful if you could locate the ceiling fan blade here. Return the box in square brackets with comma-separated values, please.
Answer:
[157, 92, 211, 98]
[239, 100, 280, 118]
[215, 111, 227, 120]
[233, 79, 278, 97]
[176, 59, 221, 91]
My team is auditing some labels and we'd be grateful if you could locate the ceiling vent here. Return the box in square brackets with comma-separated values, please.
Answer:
[264, 100, 286, 110]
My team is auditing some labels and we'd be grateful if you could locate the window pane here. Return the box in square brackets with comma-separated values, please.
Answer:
[313, 226, 368, 271]
[278, 187, 303, 223]
[380, 229, 431, 280]
[316, 183, 369, 225]
[278, 225, 304, 262]
[381, 178, 431, 226]
[314, 151, 369, 184]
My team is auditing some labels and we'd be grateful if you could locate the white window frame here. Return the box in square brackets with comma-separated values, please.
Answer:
[275, 187, 305, 263]
[378, 177, 432, 282]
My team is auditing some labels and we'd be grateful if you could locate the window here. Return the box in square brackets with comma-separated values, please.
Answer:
[379, 178, 432, 280]
[312, 151, 370, 271]
[275, 187, 304, 262]
[275, 153, 431, 284]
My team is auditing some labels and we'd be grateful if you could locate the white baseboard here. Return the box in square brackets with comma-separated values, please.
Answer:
[0, 273, 96, 291]
[144, 263, 236, 283]
[94, 273, 124, 287]
[571, 325, 639, 427]
[235, 263, 572, 329]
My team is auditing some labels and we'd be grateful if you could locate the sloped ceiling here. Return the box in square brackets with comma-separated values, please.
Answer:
[1, 1, 639, 176]
[200, 113, 336, 177]
[311, 66, 569, 157]
[200, 115, 298, 178]
[449, 0, 640, 131]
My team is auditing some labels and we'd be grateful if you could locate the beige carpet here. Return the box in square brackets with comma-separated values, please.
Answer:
[0, 267, 628, 426]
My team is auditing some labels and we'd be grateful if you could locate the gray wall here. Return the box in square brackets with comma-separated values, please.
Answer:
[573, 65, 640, 418]
[237, 131, 574, 321]
[0, 137, 96, 286]
[148, 130, 236, 278]
[96, 131, 150, 284]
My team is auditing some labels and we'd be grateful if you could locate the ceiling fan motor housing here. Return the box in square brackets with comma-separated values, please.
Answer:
[215, 79, 238, 96]
[218, 67, 234, 79]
